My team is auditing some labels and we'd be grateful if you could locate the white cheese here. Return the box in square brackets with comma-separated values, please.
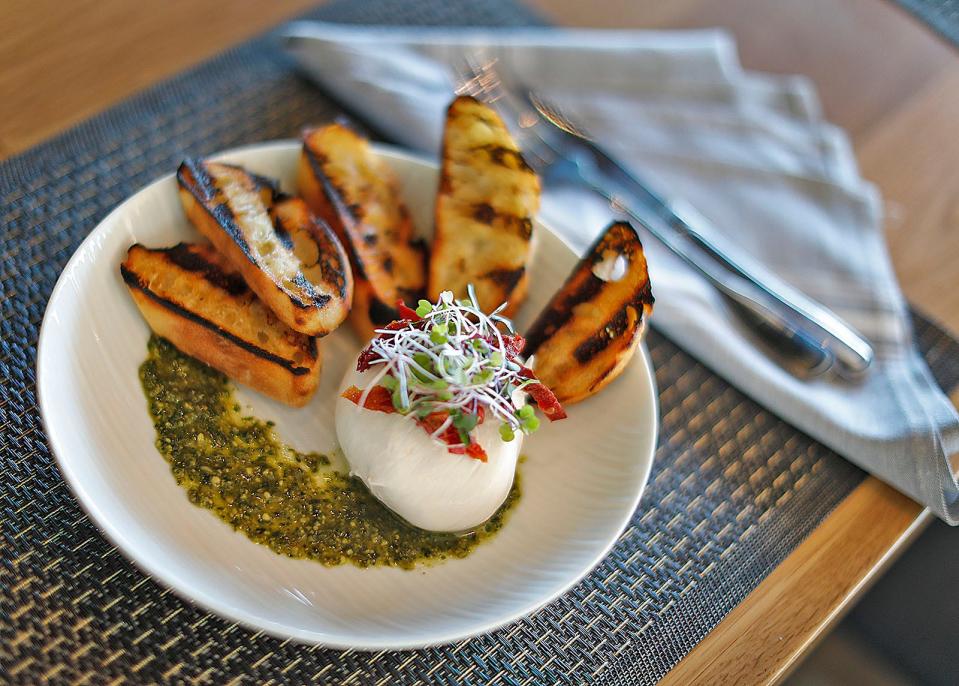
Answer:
[335, 365, 521, 533]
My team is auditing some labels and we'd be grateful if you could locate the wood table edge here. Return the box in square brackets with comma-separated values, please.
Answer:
[660, 476, 930, 685]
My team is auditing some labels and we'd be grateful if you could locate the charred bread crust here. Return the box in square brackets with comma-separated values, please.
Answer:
[297, 124, 426, 341]
[121, 242, 321, 407]
[429, 96, 540, 316]
[269, 194, 353, 310]
[524, 221, 653, 404]
[176, 159, 352, 336]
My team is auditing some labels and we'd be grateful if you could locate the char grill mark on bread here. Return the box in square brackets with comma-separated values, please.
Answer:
[121, 242, 321, 406]
[524, 222, 653, 405]
[177, 159, 352, 336]
[429, 96, 540, 316]
[297, 123, 426, 341]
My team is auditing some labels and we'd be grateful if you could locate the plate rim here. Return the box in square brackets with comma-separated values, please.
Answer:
[36, 139, 659, 650]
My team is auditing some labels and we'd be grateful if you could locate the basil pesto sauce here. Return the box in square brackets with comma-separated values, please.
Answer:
[139, 336, 519, 568]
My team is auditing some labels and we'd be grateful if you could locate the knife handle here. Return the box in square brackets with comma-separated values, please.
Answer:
[663, 198, 874, 376]
[614, 200, 862, 379]
[590, 158, 874, 376]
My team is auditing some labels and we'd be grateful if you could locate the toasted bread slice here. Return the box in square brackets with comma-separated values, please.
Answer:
[524, 222, 653, 405]
[298, 124, 426, 341]
[121, 242, 321, 407]
[269, 193, 353, 325]
[177, 159, 352, 336]
[430, 96, 540, 315]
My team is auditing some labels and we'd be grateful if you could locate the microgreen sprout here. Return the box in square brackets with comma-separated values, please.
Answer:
[356, 287, 546, 451]
[430, 322, 448, 345]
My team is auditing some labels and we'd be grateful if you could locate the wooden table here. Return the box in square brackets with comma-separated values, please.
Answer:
[3, 0, 957, 683]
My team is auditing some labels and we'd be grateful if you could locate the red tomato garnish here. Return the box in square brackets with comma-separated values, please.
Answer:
[416, 411, 447, 434]
[415, 411, 487, 461]
[381, 319, 413, 331]
[396, 300, 421, 321]
[464, 442, 488, 461]
[356, 319, 422, 371]
[355, 347, 379, 372]
[341, 385, 395, 413]
[478, 333, 525, 358]
[517, 366, 567, 421]
[341, 385, 363, 403]
[504, 334, 526, 357]
[526, 383, 567, 420]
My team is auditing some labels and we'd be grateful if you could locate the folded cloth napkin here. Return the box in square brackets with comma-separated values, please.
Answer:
[280, 21, 959, 523]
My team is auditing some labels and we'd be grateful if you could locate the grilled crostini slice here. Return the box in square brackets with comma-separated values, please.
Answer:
[524, 222, 653, 405]
[298, 123, 426, 341]
[121, 242, 321, 407]
[177, 159, 352, 337]
[430, 95, 540, 315]
[269, 193, 353, 325]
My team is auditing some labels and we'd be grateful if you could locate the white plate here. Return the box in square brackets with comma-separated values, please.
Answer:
[37, 141, 658, 650]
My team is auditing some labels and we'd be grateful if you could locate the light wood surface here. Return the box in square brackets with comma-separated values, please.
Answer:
[659, 479, 932, 686]
[0, 0, 316, 156]
[4, 0, 957, 683]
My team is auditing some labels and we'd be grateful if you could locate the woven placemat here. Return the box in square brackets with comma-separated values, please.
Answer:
[3, 1, 959, 683]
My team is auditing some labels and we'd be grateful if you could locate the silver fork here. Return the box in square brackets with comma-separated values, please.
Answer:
[453, 55, 874, 379]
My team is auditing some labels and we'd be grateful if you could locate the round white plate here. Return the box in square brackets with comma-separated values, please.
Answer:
[37, 140, 658, 649]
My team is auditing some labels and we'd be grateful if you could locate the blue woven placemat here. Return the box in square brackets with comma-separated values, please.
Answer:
[3, 1, 959, 684]
[896, 0, 959, 47]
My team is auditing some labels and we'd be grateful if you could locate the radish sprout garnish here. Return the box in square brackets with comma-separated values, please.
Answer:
[347, 285, 565, 458]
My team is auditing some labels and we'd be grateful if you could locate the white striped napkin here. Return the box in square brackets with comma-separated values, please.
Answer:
[279, 21, 959, 523]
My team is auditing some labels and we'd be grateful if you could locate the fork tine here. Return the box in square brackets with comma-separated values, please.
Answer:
[449, 59, 483, 99]
[451, 53, 500, 101]
[448, 54, 557, 172]
[524, 90, 591, 139]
